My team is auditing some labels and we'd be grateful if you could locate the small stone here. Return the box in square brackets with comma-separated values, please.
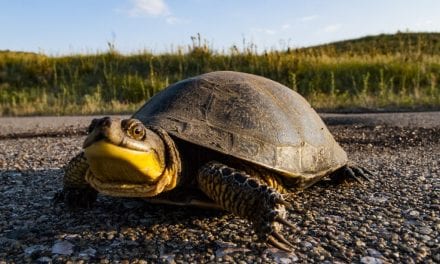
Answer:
[356, 240, 366, 247]
[361, 256, 383, 264]
[24, 245, 46, 257]
[264, 248, 298, 263]
[418, 226, 433, 235]
[215, 240, 237, 248]
[36, 215, 49, 223]
[215, 247, 251, 258]
[408, 210, 420, 219]
[223, 255, 234, 262]
[421, 235, 432, 242]
[367, 248, 383, 258]
[52, 240, 74, 255]
[417, 245, 430, 257]
[160, 254, 176, 264]
[36, 256, 52, 264]
[10, 172, 22, 177]
[78, 247, 97, 258]
[64, 234, 80, 240]
[371, 196, 388, 203]
[300, 241, 313, 249]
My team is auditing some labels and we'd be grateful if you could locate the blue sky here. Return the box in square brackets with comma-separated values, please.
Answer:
[1, 0, 439, 55]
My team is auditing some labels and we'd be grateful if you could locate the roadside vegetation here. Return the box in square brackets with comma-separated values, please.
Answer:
[1, 32, 439, 116]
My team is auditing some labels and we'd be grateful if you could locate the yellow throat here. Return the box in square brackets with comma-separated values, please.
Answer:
[84, 141, 168, 197]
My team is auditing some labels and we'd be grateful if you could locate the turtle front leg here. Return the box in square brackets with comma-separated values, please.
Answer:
[197, 161, 295, 251]
[54, 152, 98, 208]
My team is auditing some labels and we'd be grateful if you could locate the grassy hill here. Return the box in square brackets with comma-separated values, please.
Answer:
[1, 32, 439, 116]
[297, 32, 440, 55]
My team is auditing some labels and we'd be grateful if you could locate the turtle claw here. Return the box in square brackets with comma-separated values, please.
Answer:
[268, 235, 293, 252]
[359, 166, 374, 176]
[258, 213, 297, 252]
[344, 166, 365, 185]
[265, 216, 296, 251]
[272, 231, 294, 247]
[350, 166, 373, 182]
[332, 164, 374, 185]
[275, 215, 296, 230]
[278, 198, 294, 209]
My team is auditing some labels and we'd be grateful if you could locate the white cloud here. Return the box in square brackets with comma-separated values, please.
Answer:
[251, 28, 277, 35]
[323, 24, 342, 33]
[415, 19, 434, 29]
[165, 16, 190, 25]
[264, 29, 276, 35]
[299, 15, 318, 22]
[129, 0, 170, 17]
[120, 0, 189, 25]
[282, 24, 291, 30]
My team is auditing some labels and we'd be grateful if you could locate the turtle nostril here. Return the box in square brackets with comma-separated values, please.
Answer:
[121, 119, 128, 129]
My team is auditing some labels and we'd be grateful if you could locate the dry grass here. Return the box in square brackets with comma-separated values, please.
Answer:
[1, 32, 439, 116]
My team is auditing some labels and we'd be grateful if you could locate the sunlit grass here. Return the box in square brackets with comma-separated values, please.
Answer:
[1, 32, 439, 116]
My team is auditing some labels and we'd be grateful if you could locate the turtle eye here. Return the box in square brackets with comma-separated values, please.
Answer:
[129, 123, 146, 140]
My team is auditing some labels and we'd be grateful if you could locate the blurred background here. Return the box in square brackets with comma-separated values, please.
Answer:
[0, 0, 439, 115]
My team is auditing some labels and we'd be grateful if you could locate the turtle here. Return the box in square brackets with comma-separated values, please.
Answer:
[55, 71, 372, 251]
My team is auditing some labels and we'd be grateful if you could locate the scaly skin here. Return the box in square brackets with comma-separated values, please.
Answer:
[62, 152, 89, 188]
[197, 161, 296, 251]
[54, 152, 97, 208]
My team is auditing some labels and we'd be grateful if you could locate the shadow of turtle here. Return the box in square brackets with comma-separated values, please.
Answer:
[1, 168, 262, 261]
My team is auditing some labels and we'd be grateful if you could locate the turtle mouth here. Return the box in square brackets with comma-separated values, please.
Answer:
[84, 140, 164, 185]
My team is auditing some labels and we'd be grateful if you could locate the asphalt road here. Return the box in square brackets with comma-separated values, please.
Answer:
[0, 111, 439, 138]
[0, 112, 439, 263]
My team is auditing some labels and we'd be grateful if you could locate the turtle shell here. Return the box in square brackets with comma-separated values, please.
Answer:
[133, 71, 347, 178]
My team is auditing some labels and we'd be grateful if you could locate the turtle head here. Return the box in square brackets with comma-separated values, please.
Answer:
[83, 117, 180, 197]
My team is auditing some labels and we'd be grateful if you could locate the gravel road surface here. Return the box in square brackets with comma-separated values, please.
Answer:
[0, 113, 439, 263]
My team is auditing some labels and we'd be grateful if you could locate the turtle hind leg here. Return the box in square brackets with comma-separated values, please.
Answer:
[197, 161, 295, 252]
[53, 152, 98, 209]
[329, 163, 374, 185]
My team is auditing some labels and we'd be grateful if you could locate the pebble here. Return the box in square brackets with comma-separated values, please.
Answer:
[300, 241, 313, 249]
[361, 256, 383, 264]
[24, 245, 47, 257]
[51, 241, 74, 255]
[78, 247, 97, 258]
[355, 240, 366, 247]
[366, 248, 383, 258]
[36, 256, 52, 264]
[418, 226, 433, 235]
[407, 210, 420, 219]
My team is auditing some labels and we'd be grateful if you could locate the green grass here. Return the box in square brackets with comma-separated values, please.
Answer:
[1, 32, 439, 116]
